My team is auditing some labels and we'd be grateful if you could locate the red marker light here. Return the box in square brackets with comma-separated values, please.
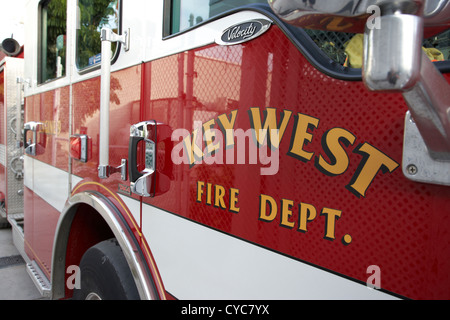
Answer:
[70, 135, 91, 162]
[70, 136, 81, 160]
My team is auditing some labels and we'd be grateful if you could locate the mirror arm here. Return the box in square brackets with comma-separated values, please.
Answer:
[402, 52, 450, 160]
[362, 2, 450, 160]
[268, 0, 450, 185]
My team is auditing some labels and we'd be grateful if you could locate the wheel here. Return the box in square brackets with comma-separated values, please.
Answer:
[0, 201, 10, 229]
[0, 216, 9, 229]
[72, 238, 140, 300]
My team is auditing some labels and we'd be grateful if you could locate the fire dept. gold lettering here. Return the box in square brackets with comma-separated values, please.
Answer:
[196, 181, 352, 245]
[258, 193, 349, 243]
[197, 180, 240, 213]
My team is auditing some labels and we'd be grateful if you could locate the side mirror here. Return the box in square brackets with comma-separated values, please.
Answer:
[1, 38, 22, 57]
[269, 0, 450, 185]
[268, 0, 450, 32]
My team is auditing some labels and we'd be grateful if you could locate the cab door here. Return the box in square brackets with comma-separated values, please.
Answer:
[69, 0, 145, 231]
[23, 0, 72, 278]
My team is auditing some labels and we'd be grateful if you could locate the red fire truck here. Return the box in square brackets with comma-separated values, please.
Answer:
[0, 0, 449, 300]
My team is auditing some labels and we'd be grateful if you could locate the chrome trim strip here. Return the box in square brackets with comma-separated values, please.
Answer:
[51, 191, 157, 300]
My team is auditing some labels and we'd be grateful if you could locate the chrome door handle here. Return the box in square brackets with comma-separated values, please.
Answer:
[128, 121, 157, 197]
[23, 121, 42, 156]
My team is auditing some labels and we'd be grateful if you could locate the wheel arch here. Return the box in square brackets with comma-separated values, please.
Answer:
[51, 190, 163, 300]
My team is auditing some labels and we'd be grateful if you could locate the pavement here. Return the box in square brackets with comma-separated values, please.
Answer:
[0, 227, 47, 300]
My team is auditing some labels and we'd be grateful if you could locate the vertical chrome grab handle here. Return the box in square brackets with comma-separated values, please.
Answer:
[98, 27, 129, 179]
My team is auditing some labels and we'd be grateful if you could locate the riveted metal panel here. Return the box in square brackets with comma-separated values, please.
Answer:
[1, 57, 24, 216]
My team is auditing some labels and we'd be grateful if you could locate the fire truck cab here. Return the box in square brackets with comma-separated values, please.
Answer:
[0, 0, 449, 300]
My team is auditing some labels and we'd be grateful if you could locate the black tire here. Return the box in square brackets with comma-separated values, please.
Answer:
[72, 238, 140, 300]
[0, 216, 10, 229]
[0, 202, 10, 229]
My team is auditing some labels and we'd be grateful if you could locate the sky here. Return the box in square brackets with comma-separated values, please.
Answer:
[0, 0, 26, 46]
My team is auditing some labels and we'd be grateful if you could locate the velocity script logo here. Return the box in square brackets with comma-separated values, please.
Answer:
[216, 19, 272, 46]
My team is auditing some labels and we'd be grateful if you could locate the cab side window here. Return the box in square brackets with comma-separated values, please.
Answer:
[169, 0, 266, 35]
[306, 29, 450, 68]
[422, 30, 450, 62]
[39, 0, 67, 83]
[76, 0, 120, 70]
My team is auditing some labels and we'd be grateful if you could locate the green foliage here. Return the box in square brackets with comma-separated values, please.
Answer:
[41, 0, 67, 82]
[76, 0, 119, 69]
[40, 0, 119, 80]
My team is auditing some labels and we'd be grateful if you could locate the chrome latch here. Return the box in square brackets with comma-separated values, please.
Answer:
[23, 121, 42, 156]
[128, 121, 157, 197]
[98, 159, 127, 181]
[100, 28, 129, 51]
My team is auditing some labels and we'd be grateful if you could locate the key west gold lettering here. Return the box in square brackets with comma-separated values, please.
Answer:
[174, 107, 399, 198]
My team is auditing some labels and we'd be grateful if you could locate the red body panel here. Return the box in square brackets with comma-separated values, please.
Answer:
[25, 87, 70, 172]
[71, 65, 142, 185]
[24, 66, 145, 281]
[137, 26, 450, 299]
[23, 22, 450, 299]
[24, 86, 70, 275]
[24, 186, 60, 278]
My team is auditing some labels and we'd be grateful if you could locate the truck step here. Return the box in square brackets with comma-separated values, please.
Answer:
[7, 216, 28, 264]
[26, 261, 51, 298]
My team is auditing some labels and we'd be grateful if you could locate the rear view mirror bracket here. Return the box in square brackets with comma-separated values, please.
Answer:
[269, 0, 450, 185]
